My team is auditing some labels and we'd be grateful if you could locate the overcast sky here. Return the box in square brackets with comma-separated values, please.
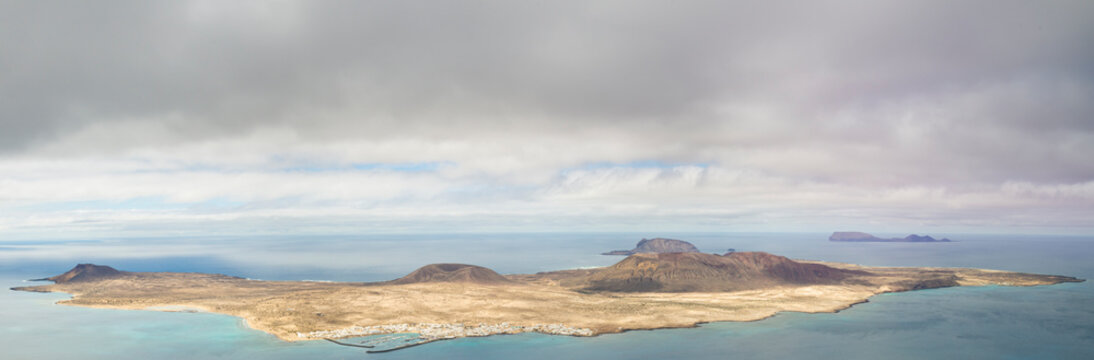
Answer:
[1, 0, 1092, 239]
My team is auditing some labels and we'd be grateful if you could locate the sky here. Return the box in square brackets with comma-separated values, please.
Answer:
[1, 0, 1093, 240]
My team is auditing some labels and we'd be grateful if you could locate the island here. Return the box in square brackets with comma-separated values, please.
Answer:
[12, 252, 1081, 353]
[601, 237, 701, 255]
[829, 231, 952, 242]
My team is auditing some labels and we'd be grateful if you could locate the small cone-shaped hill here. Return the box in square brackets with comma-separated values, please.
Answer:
[389, 263, 513, 285]
[45, 264, 124, 283]
[578, 252, 865, 292]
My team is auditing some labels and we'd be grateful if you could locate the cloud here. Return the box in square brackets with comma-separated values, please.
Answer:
[1, 1, 1092, 237]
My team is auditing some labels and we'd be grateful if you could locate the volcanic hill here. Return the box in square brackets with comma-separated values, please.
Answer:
[39, 264, 124, 283]
[388, 263, 513, 285]
[573, 252, 864, 292]
[602, 238, 701, 255]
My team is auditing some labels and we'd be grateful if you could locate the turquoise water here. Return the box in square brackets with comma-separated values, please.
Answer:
[2, 233, 1092, 359]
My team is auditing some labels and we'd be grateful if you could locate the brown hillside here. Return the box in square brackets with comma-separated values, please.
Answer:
[45, 264, 124, 283]
[389, 263, 513, 285]
[577, 252, 865, 292]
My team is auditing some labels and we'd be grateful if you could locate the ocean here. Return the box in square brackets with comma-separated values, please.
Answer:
[1, 232, 1092, 359]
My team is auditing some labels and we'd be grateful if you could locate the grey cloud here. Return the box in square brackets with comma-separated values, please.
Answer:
[1, 0, 1093, 186]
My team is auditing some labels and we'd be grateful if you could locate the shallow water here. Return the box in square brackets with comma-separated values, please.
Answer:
[1, 232, 1092, 359]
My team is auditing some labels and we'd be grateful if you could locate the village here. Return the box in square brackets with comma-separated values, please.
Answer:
[298, 322, 595, 341]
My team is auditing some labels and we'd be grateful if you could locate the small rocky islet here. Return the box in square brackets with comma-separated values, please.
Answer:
[829, 231, 952, 242]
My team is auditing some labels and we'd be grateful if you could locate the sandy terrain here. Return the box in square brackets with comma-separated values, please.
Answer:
[12, 260, 1080, 345]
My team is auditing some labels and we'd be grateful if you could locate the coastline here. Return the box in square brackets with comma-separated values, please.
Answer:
[15, 280, 1031, 344]
[11, 260, 1081, 352]
[18, 283, 889, 343]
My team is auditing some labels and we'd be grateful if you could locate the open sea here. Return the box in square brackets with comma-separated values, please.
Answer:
[1, 232, 1092, 359]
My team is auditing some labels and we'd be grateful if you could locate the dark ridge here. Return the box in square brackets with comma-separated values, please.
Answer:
[388, 263, 513, 285]
[580, 252, 867, 292]
[602, 238, 701, 255]
[37, 264, 124, 284]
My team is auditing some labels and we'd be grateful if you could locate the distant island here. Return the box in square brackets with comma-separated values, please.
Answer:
[12, 245, 1080, 353]
[602, 238, 701, 255]
[829, 231, 952, 242]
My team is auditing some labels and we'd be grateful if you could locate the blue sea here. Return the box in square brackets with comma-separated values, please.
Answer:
[2, 233, 1092, 359]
